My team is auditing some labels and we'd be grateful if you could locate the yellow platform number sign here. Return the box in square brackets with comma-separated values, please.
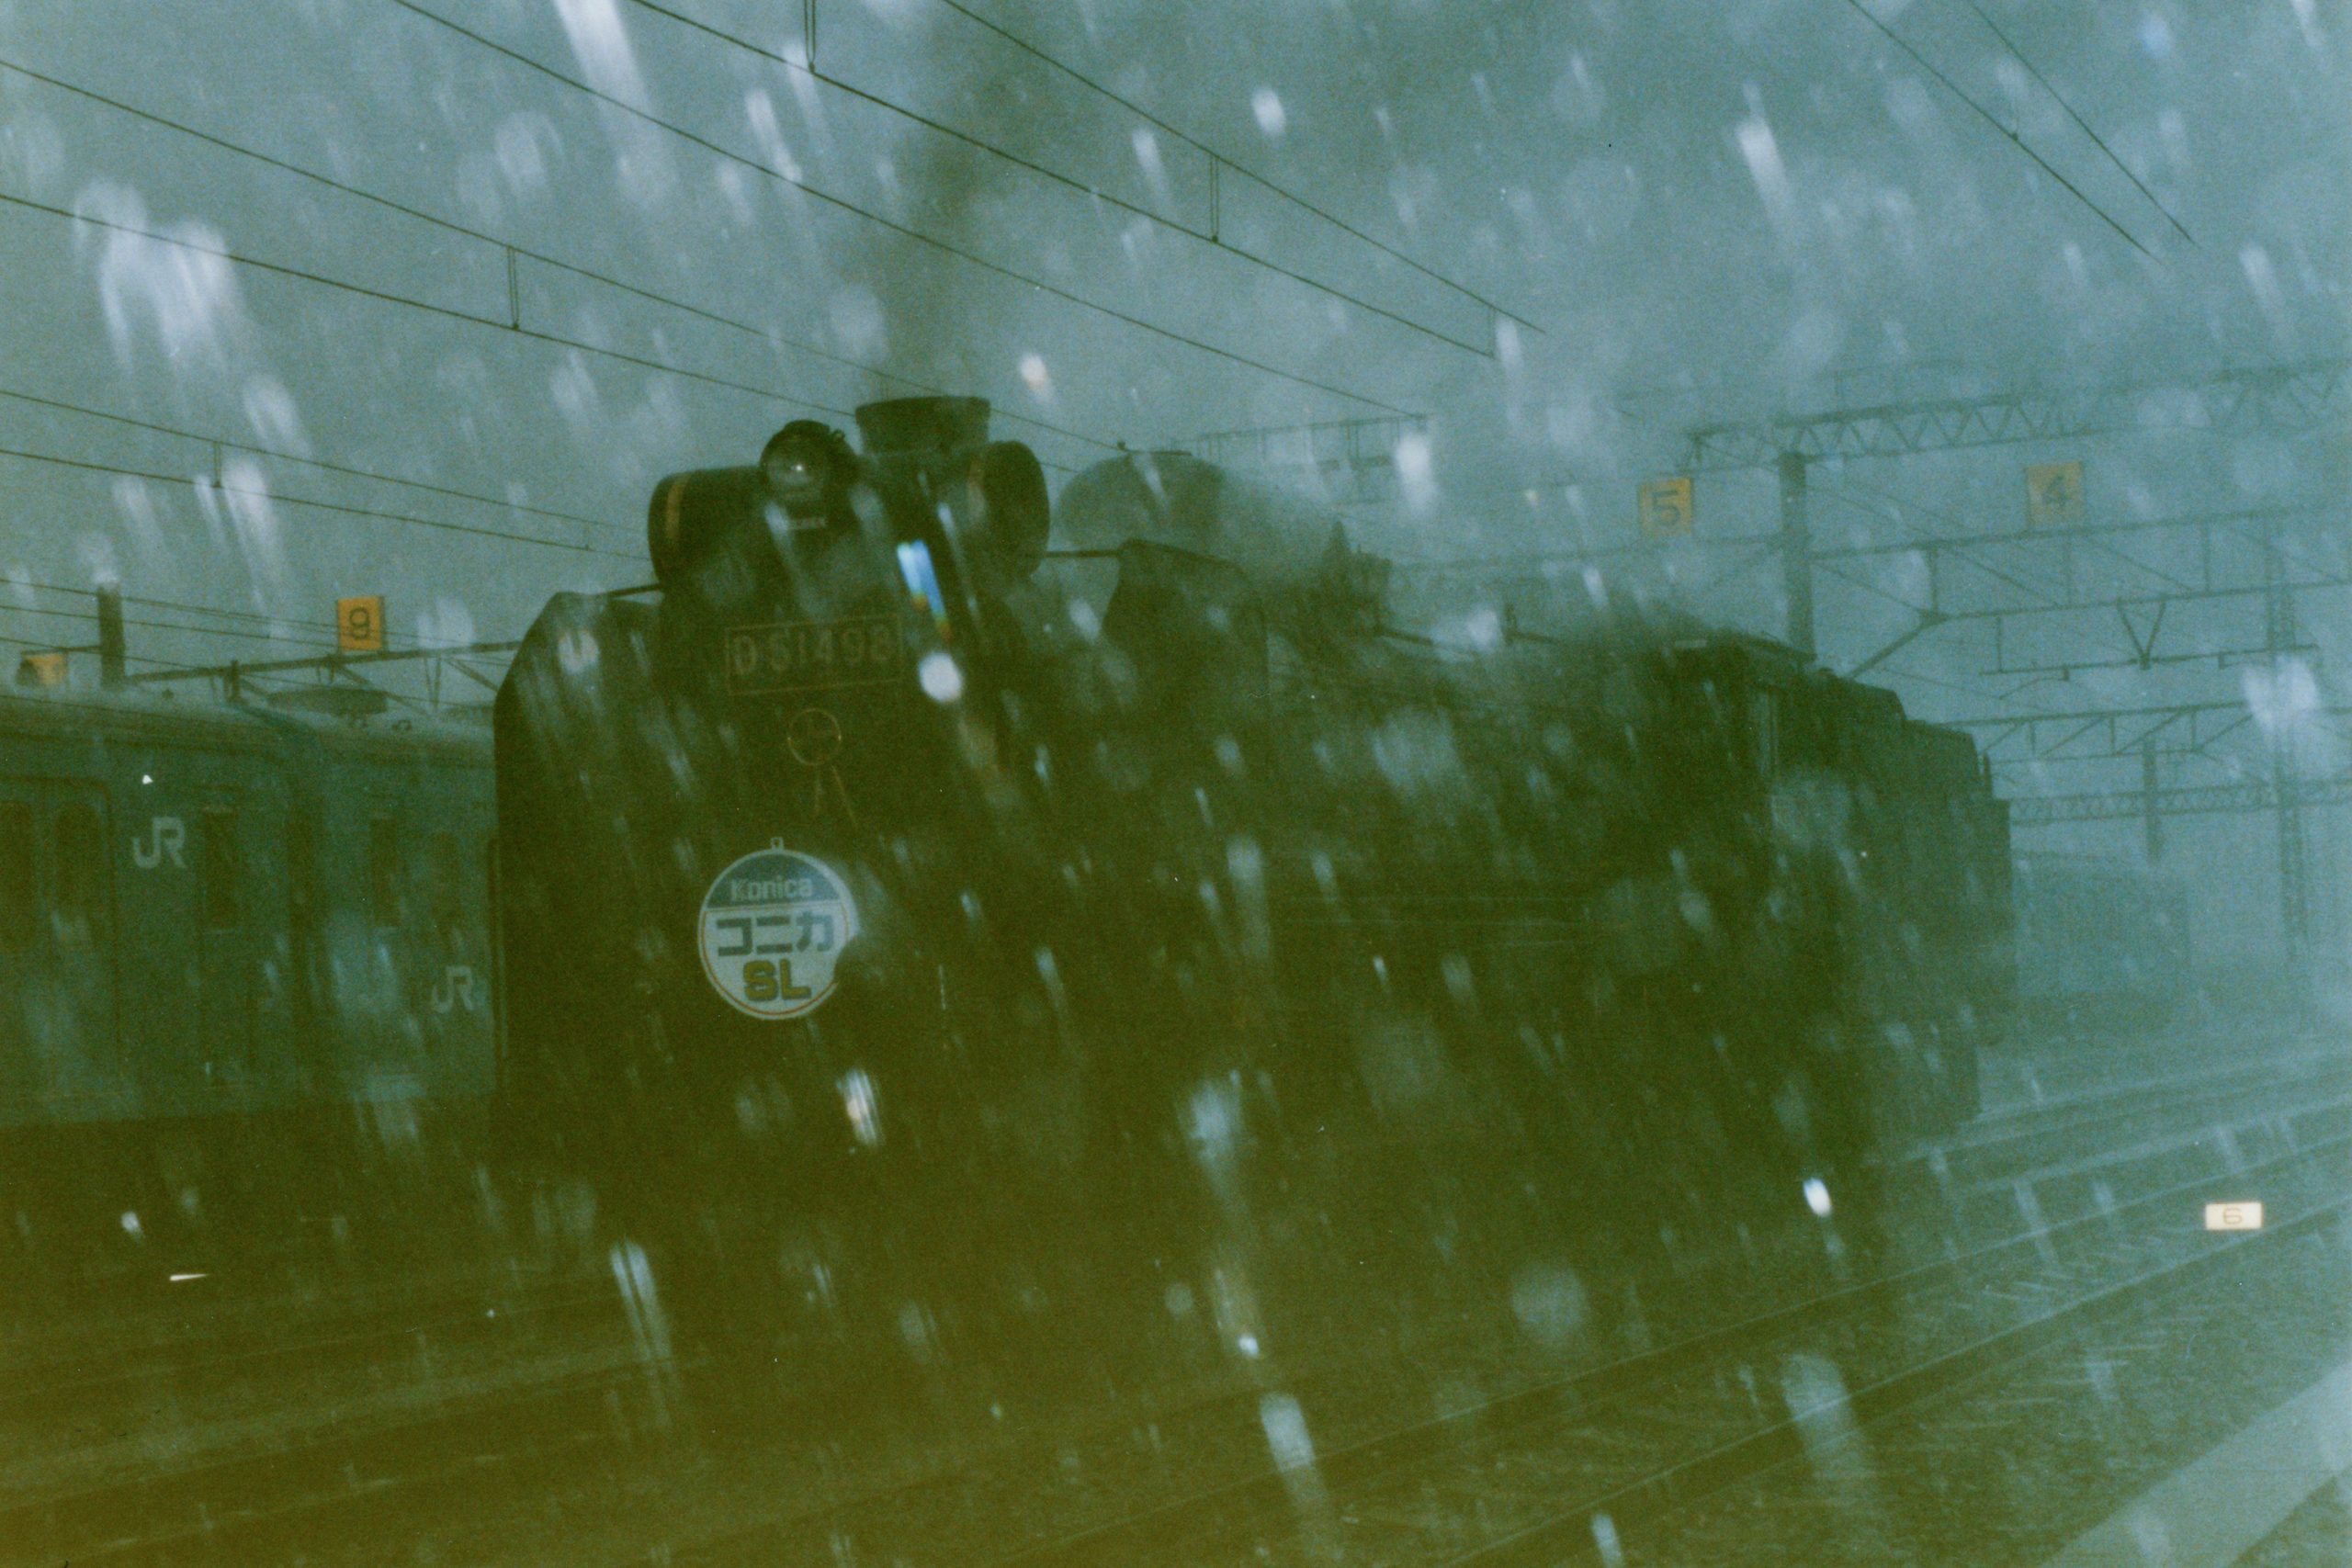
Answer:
[337, 594, 386, 653]
[2025, 461, 2086, 526]
[1638, 476, 1694, 538]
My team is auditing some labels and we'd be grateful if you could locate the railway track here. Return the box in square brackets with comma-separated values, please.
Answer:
[666, 1109, 2351, 1565]
[5, 1039, 2312, 1401]
[1605, 1192, 2351, 1564]
[1410, 1163, 2346, 1567]
[1899, 1041, 2345, 1173]
[5, 1052, 2341, 1566]
[1894, 1055, 2350, 1252]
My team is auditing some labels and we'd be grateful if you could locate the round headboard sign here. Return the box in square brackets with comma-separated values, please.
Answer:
[695, 843, 859, 1021]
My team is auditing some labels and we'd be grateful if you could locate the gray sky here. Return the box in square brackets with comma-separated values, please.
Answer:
[0, 0, 2345, 956]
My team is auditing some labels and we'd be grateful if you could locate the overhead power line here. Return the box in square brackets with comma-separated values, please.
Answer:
[1831, 0, 2158, 262]
[0, 182, 1089, 485]
[0, 599, 335, 653]
[386, 0, 1417, 416]
[919, 0, 1540, 335]
[0, 441, 638, 558]
[617, 0, 1495, 356]
[0, 627, 455, 711]
[0, 53, 1118, 459]
[10, 576, 551, 668]
[1683, 360, 2351, 468]
[0, 184, 1102, 482]
[0, 626, 213, 677]
[1809, 477, 2070, 609]
[1952, 0, 2196, 246]
[2, 585, 510, 690]
[0, 574, 501, 663]
[3, 572, 339, 637]
[0, 184, 885, 443]
[0, 380, 620, 538]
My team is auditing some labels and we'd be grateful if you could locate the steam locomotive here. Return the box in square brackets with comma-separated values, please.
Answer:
[493, 396, 2012, 1280]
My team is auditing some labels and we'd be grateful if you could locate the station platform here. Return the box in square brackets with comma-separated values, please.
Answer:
[2039, 1360, 2352, 1567]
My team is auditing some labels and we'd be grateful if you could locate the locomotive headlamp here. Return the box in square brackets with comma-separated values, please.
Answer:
[759, 421, 854, 524]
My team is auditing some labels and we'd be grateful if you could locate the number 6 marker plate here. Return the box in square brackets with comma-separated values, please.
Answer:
[696, 843, 860, 1020]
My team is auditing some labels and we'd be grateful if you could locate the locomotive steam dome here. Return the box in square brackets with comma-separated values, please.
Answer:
[1052, 449, 1352, 588]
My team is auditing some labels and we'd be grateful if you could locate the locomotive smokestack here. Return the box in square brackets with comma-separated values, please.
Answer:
[96, 583, 126, 689]
[854, 397, 990, 457]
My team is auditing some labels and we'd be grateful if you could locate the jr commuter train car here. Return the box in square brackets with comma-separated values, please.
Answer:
[0, 684, 497, 1246]
[494, 396, 2014, 1295]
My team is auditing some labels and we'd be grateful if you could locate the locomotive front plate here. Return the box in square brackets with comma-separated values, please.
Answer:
[724, 615, 902, 697]
[695, 844, 861, 1021]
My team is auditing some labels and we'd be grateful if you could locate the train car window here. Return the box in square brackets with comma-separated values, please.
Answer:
[1748, 690, 1780, 776]
[198, 807, 239, 930]
[287, 809, 318, 930]
[429, 830, 463, 938]
[368, 816, 404, 928]
[51, 803, 105, 949]
[0, 800, 30, 952]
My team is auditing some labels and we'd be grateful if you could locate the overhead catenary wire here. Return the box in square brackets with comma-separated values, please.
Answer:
[5, 572, 568, 664]
[385, 0, 1418, 416]
[0, 596, 341, 653]
[0, 631, 459, 715]
[0, 441, 639, 559]
[1871, 653, 2071, 714]
[0, 186, 894, 460]
[1951, 0, 2196, 246]
[0, 627, 214, 675]
[1831, 0, 2159, 263]
[1, 572, 342, 639]
[1817, 472, 2250, 606]
[611, 0, 1497, 357]
[1811, 475, 2073, 606]
[1804, 482, 2146, 665]
[0, 186, 1093, 483]
[0, 183, 1095, 479]
[0, 380, 620, 539]
[0, 590, 526, 714]
[918, 0, 1542, 335]
[0, 53, 1120, 459]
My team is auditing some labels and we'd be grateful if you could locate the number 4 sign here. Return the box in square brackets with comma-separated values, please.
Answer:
[2025, 461, 2086, 526]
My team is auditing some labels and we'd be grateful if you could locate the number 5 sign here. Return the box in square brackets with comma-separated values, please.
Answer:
[1638, 476, 1694, 538]
[337, 595, 387, 652]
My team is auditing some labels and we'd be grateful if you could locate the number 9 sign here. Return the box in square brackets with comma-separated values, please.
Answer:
[337, 594, 386, 652]
[696, 842, 860, 1021]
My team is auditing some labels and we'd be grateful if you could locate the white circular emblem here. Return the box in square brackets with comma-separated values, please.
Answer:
[695, 842, 860, 1021]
